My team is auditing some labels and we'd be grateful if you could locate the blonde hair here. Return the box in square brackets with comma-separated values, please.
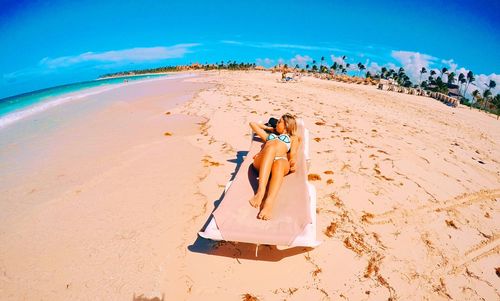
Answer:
[282, 113, 297, 136]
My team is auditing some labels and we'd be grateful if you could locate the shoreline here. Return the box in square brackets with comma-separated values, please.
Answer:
[97, 71, 173, 80]
[0, 75, 211, 223]
[0, 73, 197, 130]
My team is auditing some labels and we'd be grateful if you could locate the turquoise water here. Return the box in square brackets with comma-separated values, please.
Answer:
[0, 74, 168, 128]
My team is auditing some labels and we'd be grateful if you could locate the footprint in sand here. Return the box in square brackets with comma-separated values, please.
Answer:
[308, 174, 321, 181]
[341, 163, 351, 172]
[201, 156, 222, 167]
[324, 222, 338, 237]
[241, 293, 260, 301]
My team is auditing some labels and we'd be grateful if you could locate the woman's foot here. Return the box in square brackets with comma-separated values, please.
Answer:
[249, 191, 265, 208]
[258, 203, 274, 220]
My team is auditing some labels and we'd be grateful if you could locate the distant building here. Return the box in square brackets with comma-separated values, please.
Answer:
[447, 84, 461, 99]
[426, 83, 461, 99]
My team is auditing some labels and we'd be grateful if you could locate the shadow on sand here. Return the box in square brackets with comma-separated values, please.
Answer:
[187, 148, 312, 262]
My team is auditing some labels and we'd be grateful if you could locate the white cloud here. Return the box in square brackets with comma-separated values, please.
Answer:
[290, 54, 313, 68]
[441, 59, 458, 72]
[366, 62, 383, 74]
[255, 57, 275, 67]
[268, 43, 342, 52]
[330, 54, 346, 65]
[219, 40, 243, 45]
[391, 50, 437, 82]
[455, 67, 469, 76]
[220, 40, 345, 52]
[256, 54, 317, 69]
[471, 73, 499, 96]
[386, 62, 398, 71]
[39, 44, 200, 69]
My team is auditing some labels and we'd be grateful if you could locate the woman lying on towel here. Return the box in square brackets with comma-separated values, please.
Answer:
[248, 113, 300, 220]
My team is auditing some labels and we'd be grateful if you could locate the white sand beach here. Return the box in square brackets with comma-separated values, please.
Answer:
[0, 71, 498, 300]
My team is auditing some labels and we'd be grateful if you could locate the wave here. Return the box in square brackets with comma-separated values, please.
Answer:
[0, 73, 195, 130]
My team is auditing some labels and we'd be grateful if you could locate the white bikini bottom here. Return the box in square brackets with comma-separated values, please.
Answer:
[274, 156, 288, 161]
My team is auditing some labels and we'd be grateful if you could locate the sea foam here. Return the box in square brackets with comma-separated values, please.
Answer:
[0, 73, 194, 130]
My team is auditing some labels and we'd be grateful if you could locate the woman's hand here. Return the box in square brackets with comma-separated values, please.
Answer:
[288, 136, 300, 173]
[249, 122, 271, 141]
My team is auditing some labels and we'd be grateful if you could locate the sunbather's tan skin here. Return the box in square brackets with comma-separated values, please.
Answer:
[249, 114, 300, 220]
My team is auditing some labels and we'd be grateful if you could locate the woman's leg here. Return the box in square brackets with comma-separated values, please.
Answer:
[258, 159, 290, 220]
[249, 143, 278, 208]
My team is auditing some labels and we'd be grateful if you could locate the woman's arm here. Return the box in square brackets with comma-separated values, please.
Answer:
[249, 122, 273, 141]
[288, 135, 301, 172]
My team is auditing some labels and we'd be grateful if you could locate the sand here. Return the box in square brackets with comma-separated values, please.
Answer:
[0, 71, 498, 300]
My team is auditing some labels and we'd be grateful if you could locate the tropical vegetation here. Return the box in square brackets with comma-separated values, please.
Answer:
[99, 56, 499, 117]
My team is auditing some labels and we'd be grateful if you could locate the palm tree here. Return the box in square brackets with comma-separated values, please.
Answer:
[492, 94, 500, 119]
[441, 67, 448, 78]
[357, 62, 365, 77]
[381, 67, 387, 79]
[320, 56, 325, 72]
[419, 67, 427, 85]
[471, 89, 480, 109]
[429, 70, 437, 82]
[425, 70, 436, 86]
[388, 69, 396, 80]
[486, 79, 497, 90]
[464, 71, 475, 97]
[331, 62, 338, 75]
[312, 60, 317, 72]
[482, 80, 497, 111]
[482, 89, 492, 111]
[434, 77, 448, 94]
[458, 73, 465, 95]
[447, 72, 456, 85]
[305, 64, 310, 71]
[397, 67, 406, 85]
[459, 78, 466, 102]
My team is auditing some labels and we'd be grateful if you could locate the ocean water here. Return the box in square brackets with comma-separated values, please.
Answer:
[0, 74, 170, 129]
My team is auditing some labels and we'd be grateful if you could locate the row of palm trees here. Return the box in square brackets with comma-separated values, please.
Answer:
[300, 56, 497, 114]
[99, 58, 498, 116]
[417, 66, 498, 112]
[99, 61, 258, 78]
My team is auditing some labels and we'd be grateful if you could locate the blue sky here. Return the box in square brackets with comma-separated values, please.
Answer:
[0, 0, 499, 99]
